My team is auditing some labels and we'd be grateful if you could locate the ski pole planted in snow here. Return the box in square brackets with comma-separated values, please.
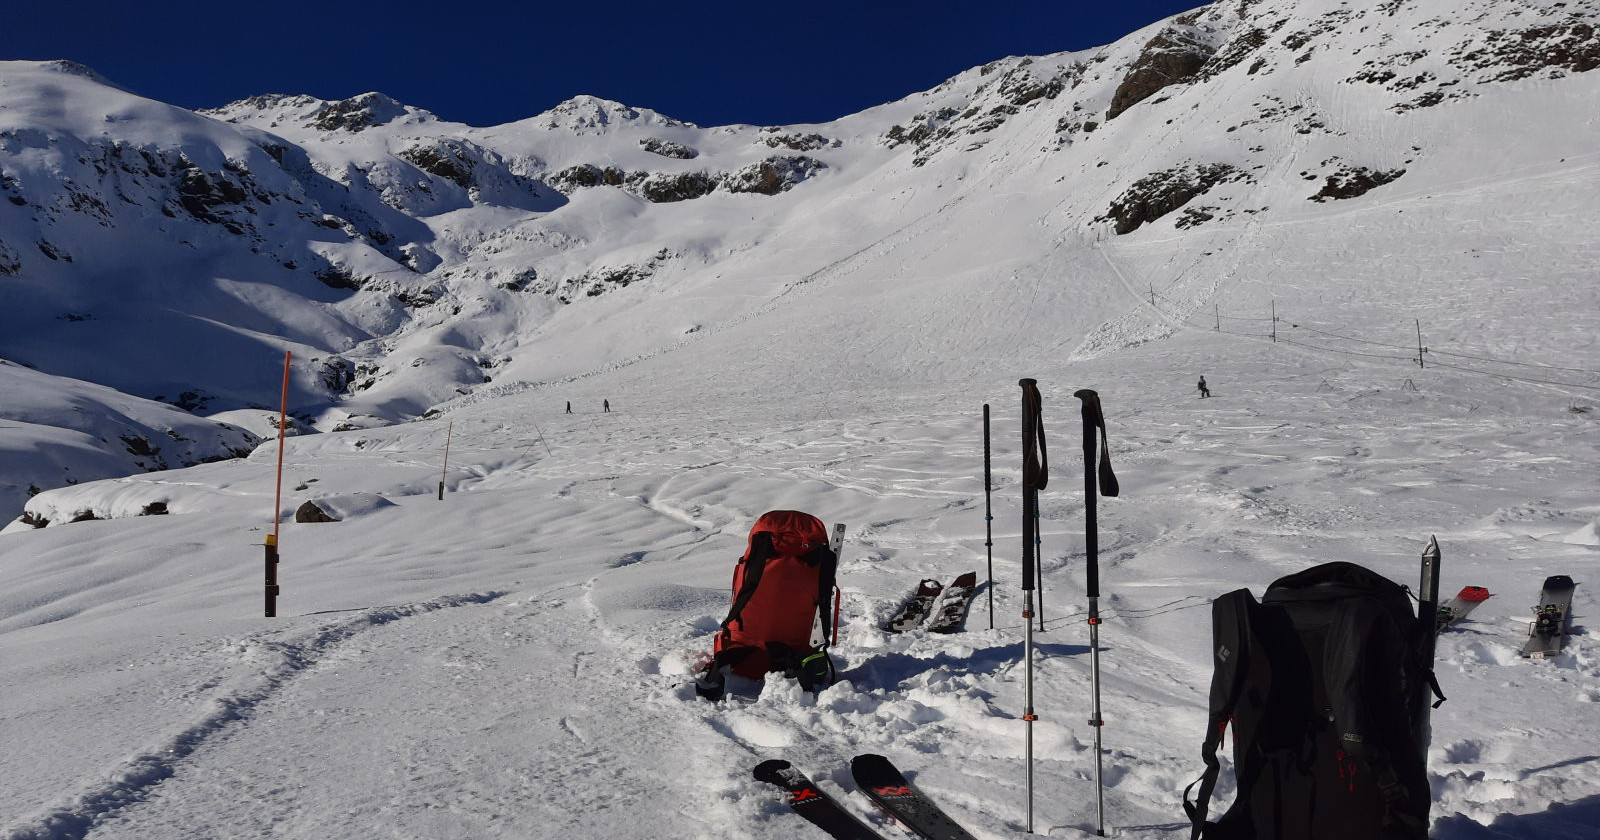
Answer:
[1073, 389, 1119, 838]
[1019, 379, 1048, 833]
[439, 420, 454, 500]
[266, 350, 291, 618]
[984, 403, 995, 630]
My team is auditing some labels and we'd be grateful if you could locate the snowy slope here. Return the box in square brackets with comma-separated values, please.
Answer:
[2, 0, 1600, 837]
[5, 0, 1600, 515]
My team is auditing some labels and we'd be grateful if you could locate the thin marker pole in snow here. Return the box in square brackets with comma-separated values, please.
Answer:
[1074, 389, 1120, 838]
[439, 420, 454, 500]
[1019, 379, 1048, 833]
[984, 403, 995, 630]
[531, 420, 552, 457]
[266, 350, 291, 618]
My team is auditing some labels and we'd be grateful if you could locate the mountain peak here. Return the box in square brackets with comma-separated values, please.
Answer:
[531, 94, 696, 132]
[201, 91, 436, 133]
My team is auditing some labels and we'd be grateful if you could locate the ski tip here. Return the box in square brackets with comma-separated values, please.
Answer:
[753, 758, 793, 781]
[850, 753, 896, 775]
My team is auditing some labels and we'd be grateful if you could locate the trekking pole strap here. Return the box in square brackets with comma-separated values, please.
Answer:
[1019, 379, 1048, 594]
[1073, 389, 1119, 499]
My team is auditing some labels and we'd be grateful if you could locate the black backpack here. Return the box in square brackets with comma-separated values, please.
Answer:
[1184, 562, 1443, 840]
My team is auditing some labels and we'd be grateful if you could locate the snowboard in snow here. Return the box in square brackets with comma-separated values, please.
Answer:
[925, 572, 979, 634]
[1435, 585, 1492, 631]
[754, 759, 889, 840]
[1521, 575, 1577, 659]
[850, 753, 977, 840]
[883, 579, 944, 632]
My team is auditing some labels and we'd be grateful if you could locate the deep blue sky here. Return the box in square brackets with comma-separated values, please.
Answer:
[13, 1, 1204, 128]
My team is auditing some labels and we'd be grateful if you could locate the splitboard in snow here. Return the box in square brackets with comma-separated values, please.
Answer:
[1521, 575, 1577, 658]
[1436, 585, 1493, 631]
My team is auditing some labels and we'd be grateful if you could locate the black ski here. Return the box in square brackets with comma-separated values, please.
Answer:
[884, 579, 944, 632]
[1435, 585, 1492, 631]
[754, 759, 890, 840]
[1522, 575, 1577, 658]
[926, 572, 979, 634]
[850, 753, 977, 840]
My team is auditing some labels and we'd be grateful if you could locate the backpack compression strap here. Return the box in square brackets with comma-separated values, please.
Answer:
[806, 541, 839, 650]
[1184, 588, 1256, 839]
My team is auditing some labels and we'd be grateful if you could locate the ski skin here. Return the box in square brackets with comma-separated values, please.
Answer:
[926, 572, 978, 634]
[884, 572, 980, 634]
[851, 753, 978, 840]
[754, 759, 890, 840]
[884, 579, 944, 632]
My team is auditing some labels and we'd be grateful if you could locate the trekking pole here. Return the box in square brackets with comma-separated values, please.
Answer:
[984, 403, 995, 630]
[1019, 379, 1048, 833]
[1074, 389, 1120, 838]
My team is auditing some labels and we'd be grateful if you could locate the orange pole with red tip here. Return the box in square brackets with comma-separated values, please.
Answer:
[266, 351, 290, 617]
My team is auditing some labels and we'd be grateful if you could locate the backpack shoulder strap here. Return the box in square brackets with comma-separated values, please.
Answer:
[720, 532, 777, 634]
[1185, 587, 1258, 839]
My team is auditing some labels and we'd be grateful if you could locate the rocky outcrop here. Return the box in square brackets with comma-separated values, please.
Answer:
[310, 93, 411, 132]
[637, 171, 719, 203]
[547, 156, 824, 202]
[758, 130, 838, 151]
[1107, 27, 1219, 119]
[639, 137, 698, 159]
[1308, 165, 1406, 202]
[883, 59, 1080, 165]
[725, 156, 827, 195]
[1101, 163, 1250, 234]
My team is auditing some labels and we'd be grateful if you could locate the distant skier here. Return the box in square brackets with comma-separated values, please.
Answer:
[1197, 376, 1211, 398]
[604, 399, 611, 413]
[565, 401, 572, 414]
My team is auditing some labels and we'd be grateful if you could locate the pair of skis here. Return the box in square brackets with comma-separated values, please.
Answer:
[882, 572, 979, 634]
[754, 754, 976, 840]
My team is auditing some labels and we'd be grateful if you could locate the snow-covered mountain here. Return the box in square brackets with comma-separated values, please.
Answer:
[4, 0, 1598, 520]
[3, 1, 1600, 838]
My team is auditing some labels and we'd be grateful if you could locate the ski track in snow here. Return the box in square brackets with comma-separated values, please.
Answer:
[7, 593, 508, 840]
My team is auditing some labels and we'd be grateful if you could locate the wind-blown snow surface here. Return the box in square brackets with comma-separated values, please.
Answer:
[2, 333, 1599, 840]
[4, 0, 1600, 836]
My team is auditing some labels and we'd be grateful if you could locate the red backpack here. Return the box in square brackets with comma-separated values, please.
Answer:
[696, 511, 840, 699]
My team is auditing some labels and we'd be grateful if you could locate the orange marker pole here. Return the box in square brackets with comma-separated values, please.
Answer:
[266, 350, 291, 617]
